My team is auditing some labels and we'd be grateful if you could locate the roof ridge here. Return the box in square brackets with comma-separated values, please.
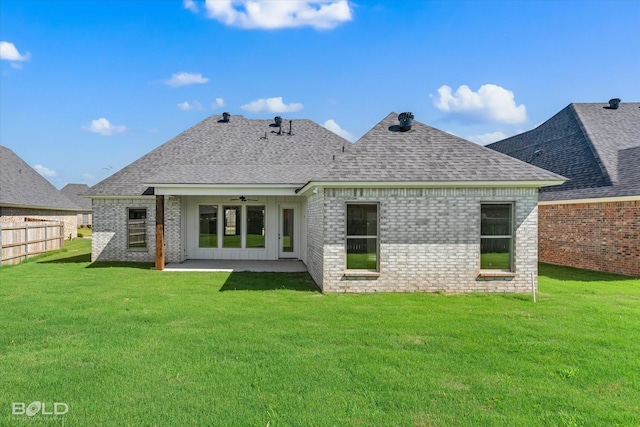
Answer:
[569, 104, 613, 185]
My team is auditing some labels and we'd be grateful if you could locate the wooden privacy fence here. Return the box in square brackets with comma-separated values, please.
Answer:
[0, 221, 64, 267]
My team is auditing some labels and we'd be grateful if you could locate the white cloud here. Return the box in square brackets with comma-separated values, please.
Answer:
[165, 72, 209, 87]
[34, 164, 57, 177]
[467, 131, 508, 145]
[213, 98, 225, 108]
[83, 118, 128, 136]
[203, 0, 352, 30]
[431, 84, 527, 124]
[323, 119, 354, 142]
[183, 0, 199, 13]
[177, 100, 203, 110]
[82, 173, 95, 182]
[0, 41, 31, 61]
[241, 97, 303, 113]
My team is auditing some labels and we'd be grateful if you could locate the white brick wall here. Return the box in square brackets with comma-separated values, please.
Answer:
[92, 197, 183, 264]
[305, 189, 325, 288]
[316, 187, 539, 293]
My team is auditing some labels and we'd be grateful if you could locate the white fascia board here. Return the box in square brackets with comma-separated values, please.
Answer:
[150, 183, 300, 196]
[296, 180, 566, 196]
[539, 194, 640, 205]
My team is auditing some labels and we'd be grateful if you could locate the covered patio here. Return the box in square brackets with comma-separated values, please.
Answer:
[164, 259, 308, 273]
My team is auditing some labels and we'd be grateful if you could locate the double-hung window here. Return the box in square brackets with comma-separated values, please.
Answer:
[127, 208, 147, 249]
[480, 203, 514, 271]
[346, 204, 379, 270]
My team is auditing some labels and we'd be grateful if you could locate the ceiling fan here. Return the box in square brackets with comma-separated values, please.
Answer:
[229, 195, 258, 202]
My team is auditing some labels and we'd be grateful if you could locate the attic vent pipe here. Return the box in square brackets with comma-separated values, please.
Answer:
[222, 112, 231, 122]
[608, 98, 621, 109]
[398, 112, 414, 131]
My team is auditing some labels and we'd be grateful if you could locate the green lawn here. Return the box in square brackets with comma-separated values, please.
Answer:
[77, 227, 92, 237]
[1, 239, 639, 426]
[199, 234, 266, 248]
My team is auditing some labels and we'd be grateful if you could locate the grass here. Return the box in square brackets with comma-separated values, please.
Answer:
[77, 227, 92, 237]
[199, 234, 266, 248]
[346, 253, 377, 270]
[1, 239, 639, 426]
[480, 252, 510, 270]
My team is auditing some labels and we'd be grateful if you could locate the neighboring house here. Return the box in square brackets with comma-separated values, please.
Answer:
[0, 145, 79, 239]
[488, 100, 639, 277]
[61, 183, 93, 226]
[87, 113, 565, 292]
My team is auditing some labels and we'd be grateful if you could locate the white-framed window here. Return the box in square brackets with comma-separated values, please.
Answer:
[199, 204, 265, 249]
[199, 205, 218, 248]
[246, 205, 265, 248]
[127, 208, 147, 249]
[346, 203, 379, 270]
[480, 203, 514, 271]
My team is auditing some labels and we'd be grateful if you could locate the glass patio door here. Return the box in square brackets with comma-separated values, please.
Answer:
[279, 206, 297, 258]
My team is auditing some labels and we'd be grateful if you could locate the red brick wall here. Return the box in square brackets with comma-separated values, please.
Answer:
[539, 200, 639, 277]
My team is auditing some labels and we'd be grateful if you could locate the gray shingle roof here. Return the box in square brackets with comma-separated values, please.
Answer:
[487, 102, 640, 201]
[0, 145, 78, 211]
[60, 183, 92, 210]
[312, 113, 566, 183]
[88, 115, 349, 196]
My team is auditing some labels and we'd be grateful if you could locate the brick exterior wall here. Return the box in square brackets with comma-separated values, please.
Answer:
[92, 197, 183, 264]
[0, 207, 77, 239]
[307, 187, 539, 293]
[539, 200, 640, 277]
[305, 189, 325, 287]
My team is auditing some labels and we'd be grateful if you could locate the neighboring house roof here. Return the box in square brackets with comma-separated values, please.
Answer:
[88, 115, 349, 196]
[487, 102, 640, 201]
[60, 183, 92, 211]
[309, 112, 566, 184]
[0, 145, 78, 211]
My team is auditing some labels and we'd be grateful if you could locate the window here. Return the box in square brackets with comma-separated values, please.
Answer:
[346, 204, 378, 270]
[480, 203, 513, 270]
[199, 205, 218, 248]
[223, 206, 241, 248]
[246, 206, 265, 248]
[127, 208, 147, 249]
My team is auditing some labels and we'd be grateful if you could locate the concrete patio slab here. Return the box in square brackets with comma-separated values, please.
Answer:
[164, 259, 308, 273]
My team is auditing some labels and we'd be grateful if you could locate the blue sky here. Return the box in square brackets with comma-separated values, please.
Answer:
[1, 0, 639, 189]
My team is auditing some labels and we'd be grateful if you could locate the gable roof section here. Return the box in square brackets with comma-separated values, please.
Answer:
[0, 145, 78, 211]
[60, 183, 92, 210]
[88, 115, 349, 197]
[488, 102, 640, 201]
[308, 112, 566, 184]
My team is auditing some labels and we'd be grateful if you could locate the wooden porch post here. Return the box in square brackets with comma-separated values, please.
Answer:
[155, 195, 165, 270]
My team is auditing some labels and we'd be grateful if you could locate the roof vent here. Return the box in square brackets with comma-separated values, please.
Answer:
[398, 112, 414, 131]
[274, 116, 283, 126]
[221, 112, 231, 122]
[608, 98, 621, 109]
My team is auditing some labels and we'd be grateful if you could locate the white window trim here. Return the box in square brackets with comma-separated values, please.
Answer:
[345, 202, 380, 272]
[479, 202, 515, 272]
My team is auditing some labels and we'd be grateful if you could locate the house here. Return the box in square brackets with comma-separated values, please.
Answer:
[61, 183, 93, 226]
[87, 112, 565, 292]
[488, 100, 640, 277]
[0, 145, 78, 239]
